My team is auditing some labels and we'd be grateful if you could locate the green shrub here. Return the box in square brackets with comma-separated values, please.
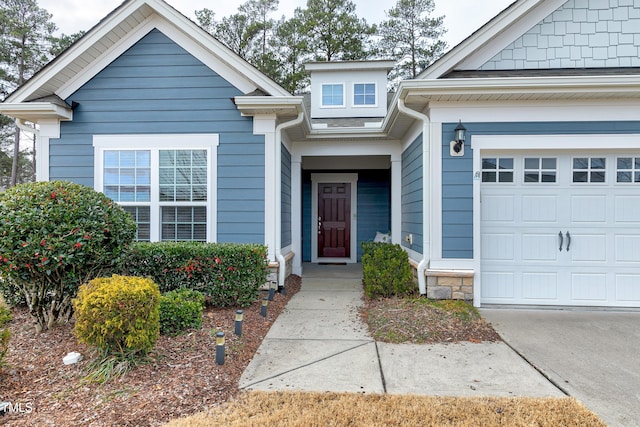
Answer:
[361, 242, 414, 298]
[159, 289, 205, 336]
[121, 242, 268, 307]
[73, 275, 160, 357]
[0, 181, 136, 332]
[0, 303, 11, 371]
[0, 275, 25, 307]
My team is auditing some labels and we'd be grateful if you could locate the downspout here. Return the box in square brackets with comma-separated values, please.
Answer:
[397, 98, 430, 295]
[274, 112, 304, 288]
[15, 119, 39, 138]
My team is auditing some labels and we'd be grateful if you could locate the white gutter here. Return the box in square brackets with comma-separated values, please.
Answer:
[397, 98, 430, 295]
[15, 119, 40, 138]
[275, 112, 304, 288]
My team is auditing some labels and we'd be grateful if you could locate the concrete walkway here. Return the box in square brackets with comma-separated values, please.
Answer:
[240, 264, 562, 397]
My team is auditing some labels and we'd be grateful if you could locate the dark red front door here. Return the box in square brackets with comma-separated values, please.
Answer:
[318, 183, 351, 258]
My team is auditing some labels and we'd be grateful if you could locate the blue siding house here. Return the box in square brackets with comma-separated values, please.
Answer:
[3, 0, 640, 308]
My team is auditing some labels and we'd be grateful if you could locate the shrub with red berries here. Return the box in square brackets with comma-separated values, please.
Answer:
[0, 181, 136, 332]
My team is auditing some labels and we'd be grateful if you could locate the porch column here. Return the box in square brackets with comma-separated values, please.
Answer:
[254, 114, 277, 262]
[391, 157, 401, 245]
[291, 157, 302, 275]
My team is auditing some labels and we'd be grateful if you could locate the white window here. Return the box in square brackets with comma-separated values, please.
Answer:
[573, 157, 606, 183]
[94, 134, 218, 242]
[524, 157, 557, 183]
[321, 84, 344, 107]
[616, 157, 640, 183]
[481, 157, 514, 183]
[353, 83, 376, 106]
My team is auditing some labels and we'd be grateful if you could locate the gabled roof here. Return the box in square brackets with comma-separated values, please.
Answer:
[420, 0, 569, 79]
[4, 0, 289, 108]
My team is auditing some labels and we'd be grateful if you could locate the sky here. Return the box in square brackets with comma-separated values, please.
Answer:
[37, 0, 515, 49]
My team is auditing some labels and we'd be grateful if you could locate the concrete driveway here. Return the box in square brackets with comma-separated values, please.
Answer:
[481, 308, 640, 427]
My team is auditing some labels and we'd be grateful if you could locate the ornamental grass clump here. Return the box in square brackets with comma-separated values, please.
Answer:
[73, 275, 160, 383]
[0, 181, 136, 332]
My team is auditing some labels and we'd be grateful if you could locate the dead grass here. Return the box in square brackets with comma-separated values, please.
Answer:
[163, 391, 606, 427]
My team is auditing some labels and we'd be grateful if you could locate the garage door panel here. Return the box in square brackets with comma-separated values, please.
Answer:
[481, 152, 640, 308]
[522, 195, 557, 223]
[615, 275, 640, 302]
[615, 235, 640, 262]
[571, 195, 607, 223]
[481, 195, 514, 222]
[571, 273, 607, 301]
[570, 234, 607, 262]
[615, 196, 640, 223]
[522, 272, 558, 299]
[481, 272, 515, 299]
[481, 233, 515, 260]
[522, 233, 558, 261]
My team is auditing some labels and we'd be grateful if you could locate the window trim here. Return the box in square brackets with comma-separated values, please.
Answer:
[320, 83, 345, 108]
[352, 82, 377, 107]
[93, 134, 218, 242]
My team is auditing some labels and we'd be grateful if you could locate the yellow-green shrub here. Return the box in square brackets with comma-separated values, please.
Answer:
[73, 275, 160, 356]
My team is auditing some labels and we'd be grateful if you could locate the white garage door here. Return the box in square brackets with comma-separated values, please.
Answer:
[480, 152, 640, 307]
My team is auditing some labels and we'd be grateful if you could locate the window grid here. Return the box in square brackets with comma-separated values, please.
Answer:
[103, 150, 151, 202]
[573, 157, 606, 183]
[524, 157, 557, 183]
[354, 83, 375, 105]
[123, 206, 151, 241]
[161, 206, 207, 242]
[159, 150, 207, 202]
[481, 157, 514, 183]
[321, 84, 344, 106]
[616, 157, 640, 183]
[101, 148, 208, 242]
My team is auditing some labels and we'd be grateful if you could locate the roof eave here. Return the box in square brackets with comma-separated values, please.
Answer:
[398, 75, 640, 100]
[0, 102, 73, 121]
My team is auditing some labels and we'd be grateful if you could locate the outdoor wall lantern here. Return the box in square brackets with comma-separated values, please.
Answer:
[450, 120, 466, 157]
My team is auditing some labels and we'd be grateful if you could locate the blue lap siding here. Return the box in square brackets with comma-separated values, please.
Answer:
[51, 28, 265, 243]
[441, 121, 640, 259]
[281, 145, 292, 247]
[401, 134, 424, 254]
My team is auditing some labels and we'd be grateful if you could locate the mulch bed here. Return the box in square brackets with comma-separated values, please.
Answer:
[0, 275, 301, 426]
[362, 296, 502, 343]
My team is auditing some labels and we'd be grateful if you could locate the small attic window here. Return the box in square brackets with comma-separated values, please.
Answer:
[321, 84, 344, 107]
[354, 83, 376, 106]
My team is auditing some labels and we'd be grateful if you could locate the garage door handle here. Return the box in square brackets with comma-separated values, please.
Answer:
[565, 231, 571, 251]
[558, 231, 563, 251]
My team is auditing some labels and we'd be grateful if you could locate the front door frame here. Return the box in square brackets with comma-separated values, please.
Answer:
[311, 173, 358, 263]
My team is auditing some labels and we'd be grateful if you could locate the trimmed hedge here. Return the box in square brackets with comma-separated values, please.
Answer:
[159, 289, 205, 336]
[121, 242, 268, 307]
[361, 242, 414, 298]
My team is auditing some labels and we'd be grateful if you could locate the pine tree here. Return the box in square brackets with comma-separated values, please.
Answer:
[378, 0, 447, 84]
